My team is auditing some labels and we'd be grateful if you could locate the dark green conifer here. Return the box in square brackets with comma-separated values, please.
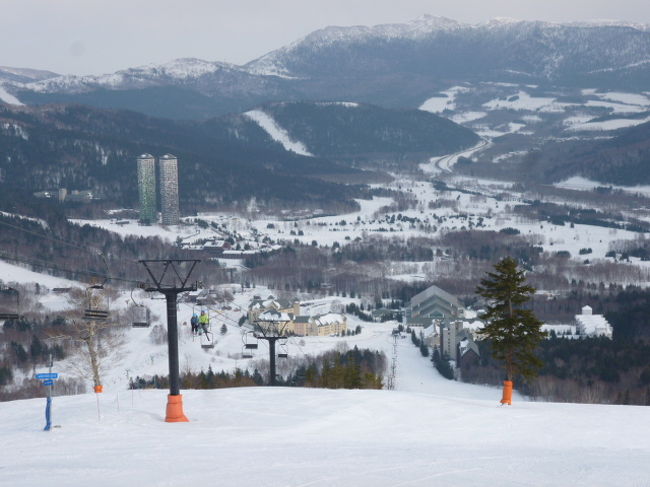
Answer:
[476, 257, 546, 382]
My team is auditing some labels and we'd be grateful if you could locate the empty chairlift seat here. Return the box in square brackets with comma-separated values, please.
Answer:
[84, 285, 109, 321]
[132, 305, 150, 328]
[242, 332, 258, 358]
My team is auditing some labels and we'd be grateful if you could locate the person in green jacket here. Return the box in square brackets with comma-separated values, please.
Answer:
[199, 310, 210, 337]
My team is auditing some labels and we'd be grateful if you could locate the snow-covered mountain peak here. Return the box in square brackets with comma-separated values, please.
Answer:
[484, 17, 524, 27]
[408, 15, 462, 31]
[0, 66, 59, 82]
[24, 58, 247, 94]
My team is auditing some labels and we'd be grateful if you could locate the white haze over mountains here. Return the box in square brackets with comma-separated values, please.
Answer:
[2, 0, 650, 75]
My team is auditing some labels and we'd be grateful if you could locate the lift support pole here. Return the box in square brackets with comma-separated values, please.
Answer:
[255, 335, 283, 385]
[140, 259, 200, 422]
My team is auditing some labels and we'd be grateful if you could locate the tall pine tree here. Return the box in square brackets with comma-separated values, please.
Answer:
[476, 257, 545, 404]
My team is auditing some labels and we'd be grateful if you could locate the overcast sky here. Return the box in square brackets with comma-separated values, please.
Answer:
[2, 0, 650, 75]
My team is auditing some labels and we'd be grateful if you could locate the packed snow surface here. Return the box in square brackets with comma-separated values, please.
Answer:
[244, 110, 313, 156]
[0, 260, 79, 289]
[2, 382, 649, 486]
[567, 115, 650, 132]
[555, 176, 650, 198]
[0, 84, 23, 105]
[482, 91, 571, 112]
[419, 86, 469, 114]
[450, 111, 487, 124]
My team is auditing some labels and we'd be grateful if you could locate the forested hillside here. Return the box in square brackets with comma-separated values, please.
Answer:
[518, 120, 650, 185]
[0, 104, 366, 213]
[259, 102, 479, 162]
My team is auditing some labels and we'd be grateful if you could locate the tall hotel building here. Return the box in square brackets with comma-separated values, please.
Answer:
[136, 153, 157, 225]
[159, 153, 181, 225]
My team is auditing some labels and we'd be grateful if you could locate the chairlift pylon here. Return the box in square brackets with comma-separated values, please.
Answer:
[0, 286, 20, 320]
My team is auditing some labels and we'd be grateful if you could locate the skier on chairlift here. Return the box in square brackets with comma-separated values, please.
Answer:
[199, 310, 210, 337]
[190, 312, 199, 336]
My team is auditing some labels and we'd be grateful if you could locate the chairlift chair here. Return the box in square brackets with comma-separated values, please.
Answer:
[242, 331, 258, 358]
[132, 305, 151, 328]
[278, 339, 288, 359]
[84, 284, 109, 321]
[0, 286, 20, 320]
[198, 309, 214, 349]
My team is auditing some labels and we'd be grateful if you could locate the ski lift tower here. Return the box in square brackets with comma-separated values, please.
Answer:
[140, 259, 200, 422]
[254, 309, 291, 386]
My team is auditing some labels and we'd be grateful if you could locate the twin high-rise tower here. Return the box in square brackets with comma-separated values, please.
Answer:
[136, 153, 180, 226]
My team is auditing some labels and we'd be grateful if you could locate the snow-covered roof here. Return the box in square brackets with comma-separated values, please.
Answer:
[575, 312, 613, 337]
[257, 309, 292, 322]
[422, 324, 437, 338]
[461, 320, 484, 332]
[459, 338, 480, 358]
[314, 313, 346, 326]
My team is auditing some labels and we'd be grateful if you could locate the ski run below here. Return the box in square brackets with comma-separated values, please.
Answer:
[0, 84, 23, 105]
[243, 109, 313, 157]
[2, 326, 649, 487]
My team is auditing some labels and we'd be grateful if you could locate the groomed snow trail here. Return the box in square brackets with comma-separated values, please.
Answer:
[2, 385, 649, 487]
[2, 323, 649, 486]
[243, 110, 313, 156]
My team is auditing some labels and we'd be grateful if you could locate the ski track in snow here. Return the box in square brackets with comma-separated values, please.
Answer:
[0, 84, 23, 105]
[244, 109, 313, 156]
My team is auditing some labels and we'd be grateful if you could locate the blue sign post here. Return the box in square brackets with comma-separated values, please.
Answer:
[44, 395, 52, 431]
[36, 373, 58, 380]
[36, 361, 58, 432]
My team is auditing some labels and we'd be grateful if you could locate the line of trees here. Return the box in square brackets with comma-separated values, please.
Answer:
[130, 347, 386, 391]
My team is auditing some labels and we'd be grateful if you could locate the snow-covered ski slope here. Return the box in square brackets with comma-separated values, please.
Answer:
[1, 380, 649, 486]
[1, 271, 650, 485]
[244, 109, 313, 156]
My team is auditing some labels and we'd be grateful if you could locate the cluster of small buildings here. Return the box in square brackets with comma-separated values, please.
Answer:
[248, 295, 347, 337]
[405, 284, 614, 373]
[137, 153, 180, 225]
[406, 284, 481, 370]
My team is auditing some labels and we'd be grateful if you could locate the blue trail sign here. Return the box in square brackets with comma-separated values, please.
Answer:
[35, 373, 58, 380]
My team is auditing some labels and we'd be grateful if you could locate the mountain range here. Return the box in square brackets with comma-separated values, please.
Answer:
[2, 17, 650, 119]
[2, 16, 650, 196]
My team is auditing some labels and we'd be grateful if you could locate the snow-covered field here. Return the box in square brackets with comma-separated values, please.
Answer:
[0, 260, 79, 290]
[567, 115, 650, 132]
[2, 337, 649, 487]
[555, 176, 650, 198]
[419, 85, 469, 113]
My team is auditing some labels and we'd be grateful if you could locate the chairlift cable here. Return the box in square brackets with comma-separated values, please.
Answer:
[0, 219, 114, 285]
[0, 251, 143, 286]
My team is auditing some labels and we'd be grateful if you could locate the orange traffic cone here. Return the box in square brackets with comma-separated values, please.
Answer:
[94, 385, 103, 393]
[500, 380, 513, 405]
[165, 394, 189, 422]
